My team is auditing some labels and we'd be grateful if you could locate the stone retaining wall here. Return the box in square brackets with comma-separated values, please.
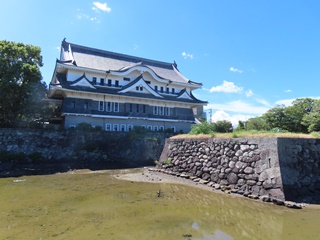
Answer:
[0, 128, 168, 176]
[158, 137, 320, 204]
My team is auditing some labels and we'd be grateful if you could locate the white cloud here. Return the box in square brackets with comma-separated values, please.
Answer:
[274, 98, 296, 107]
[255, 98, 272, 107]
[245, 89, 253, 97]
[56, 46, 60, 52]
[206, 100, 269, 115]
[230, 67, 243, 73]
[275, 96, 320, 107]
[182, 52, 193, 59]
[285, 89, 292, 93]
[210, 80, 243, 93]
[208, 110, 254, 127]
[92, 2, 111, 12]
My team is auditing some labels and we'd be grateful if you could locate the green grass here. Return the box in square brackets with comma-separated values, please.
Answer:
[172, 130, 320, 139]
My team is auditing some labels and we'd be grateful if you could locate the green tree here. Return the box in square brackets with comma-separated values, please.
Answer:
[263, 105, 287, 130]
[246, 116, 268, 131]
[236, 120, 246, 131]
[214, 120, 233, 133]
[189, 121, 215, 135]
[284, 98, 315, 133]
[302, 99, 320, 132]
[0, 40, 46, 127]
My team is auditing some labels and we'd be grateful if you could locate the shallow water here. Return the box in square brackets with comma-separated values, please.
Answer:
[0, 169, 319, 240]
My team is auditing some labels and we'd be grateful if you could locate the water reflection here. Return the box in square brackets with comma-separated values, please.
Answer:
[148, 182, 290, 240]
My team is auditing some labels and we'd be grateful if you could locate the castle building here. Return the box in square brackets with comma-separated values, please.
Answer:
[48, 39, 207, 133]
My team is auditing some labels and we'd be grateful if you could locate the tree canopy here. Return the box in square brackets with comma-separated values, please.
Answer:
[0, 40, 47, 127]
[189, 120, 233, 134]
[261, 98, 319, 133]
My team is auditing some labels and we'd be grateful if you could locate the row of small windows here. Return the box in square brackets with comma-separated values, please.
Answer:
[129, 103, 146, 113]
[91, 76, 176, 94]
[71, 101, 170, 116]
[105, 124, 174, 132]
[153, 106, 170, 116]
[92, 77, 121, 87]
[99, 101, 119, 112]
[155, 86, 175, 94]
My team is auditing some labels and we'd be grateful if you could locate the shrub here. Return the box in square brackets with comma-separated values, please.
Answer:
[0, 151, 26, 163]
[165, 158, 172, 165]
[189, 121, 215, 135]
[76, 122, 94, 131]
[28, 152, 43, 162]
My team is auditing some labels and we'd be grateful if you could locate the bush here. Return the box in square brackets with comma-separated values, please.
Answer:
[214, 120, 233, 133]
[0, 151, 26, 163]
[165, 158, 172, 165]
[94, 126, 103, 131]
[76, 122, 94, 131]
[28, 152, 43, 162]
[189, 121, 215, 135]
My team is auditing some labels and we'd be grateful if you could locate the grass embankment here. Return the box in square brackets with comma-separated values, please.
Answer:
[171, 131, 320, 139]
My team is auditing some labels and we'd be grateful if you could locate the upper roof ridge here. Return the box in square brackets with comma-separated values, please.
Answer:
[62, 39, 174, 69]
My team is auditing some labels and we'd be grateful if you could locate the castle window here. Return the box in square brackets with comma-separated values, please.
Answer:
[114, 102, 119, 112]
[92, 77, 97, 84]
[136, 104, 139, 113]
[71, 101, 75, 108]
[166, 87, 169, 93]
[121, 124, 126, 132]
[108, 79, 112, 86]
[113, 124, 119, 132]
[106, 102, 112, 112]
[172, 88, 175, 94]
[128, 125, 133, 131]
[100, 78, 104, 85]
[159, 106, 164, 115]
[165, 107, 170, 116]
[155, 86, 158, 91]
[106, 124, 111, 131]
[160, 87, 164, 93]
[129, 103, 133, 112]
[84, 102, 88, 109]
[99, 101, 104, 111]
[153, 106, 158, 115]
[123, 77, 130, 81]
[115, 80, 119, 87]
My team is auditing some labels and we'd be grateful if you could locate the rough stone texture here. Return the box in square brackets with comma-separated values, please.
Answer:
[278, 138, 320, 203]
[0, 128, 168, 176]
[158, 137, 320, 204]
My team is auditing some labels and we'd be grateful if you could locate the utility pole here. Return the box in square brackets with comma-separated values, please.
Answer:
[207, 109, 212, 122]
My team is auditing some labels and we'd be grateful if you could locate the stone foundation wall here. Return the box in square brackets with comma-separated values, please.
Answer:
[0, 128, 168, 176]
[158, 137, 320, 204]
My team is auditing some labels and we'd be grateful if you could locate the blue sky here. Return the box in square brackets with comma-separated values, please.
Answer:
[1, 0, 319, 125]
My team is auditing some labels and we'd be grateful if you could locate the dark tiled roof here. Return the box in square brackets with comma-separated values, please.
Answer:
[60, 39, 202, 86]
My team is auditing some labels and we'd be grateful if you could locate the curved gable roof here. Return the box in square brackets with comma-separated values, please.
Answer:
[70, 73, 96, 89]
[60, 39, 202, 87]
[118, 75, 163, 98]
